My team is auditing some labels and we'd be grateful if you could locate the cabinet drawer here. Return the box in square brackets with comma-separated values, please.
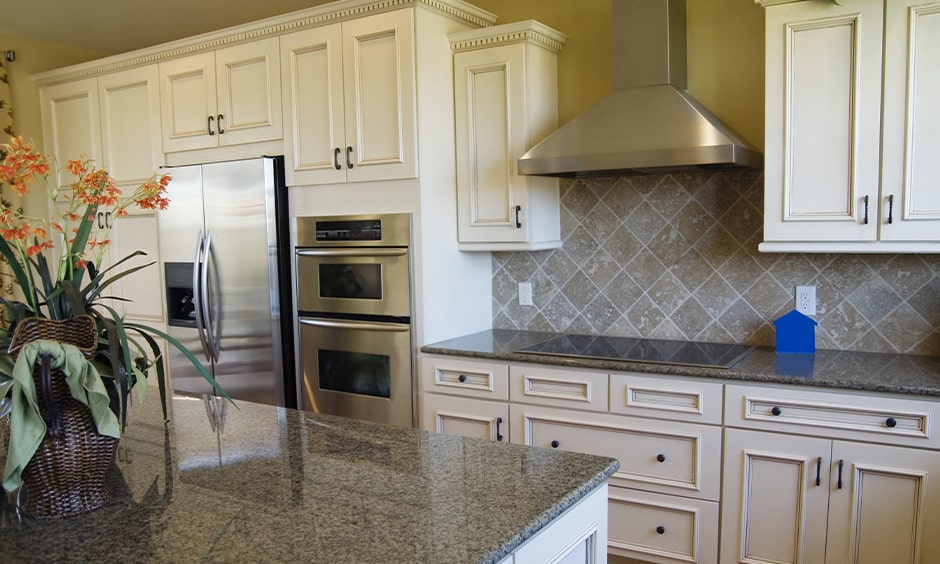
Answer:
[725, 383, 940, 449]
[510, 364, 608, 412]
[511, 405, 721, 500]
[610, 372, 724, 424]
[419, 355, 509, 401]
[608, 487, 719, 564]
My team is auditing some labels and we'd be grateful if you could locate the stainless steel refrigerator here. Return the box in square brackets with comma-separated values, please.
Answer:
[158, 157, 294, 408]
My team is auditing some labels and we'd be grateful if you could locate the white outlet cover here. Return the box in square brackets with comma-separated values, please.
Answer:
[518, 282, 533, 306]
[796, 285, 816, 316]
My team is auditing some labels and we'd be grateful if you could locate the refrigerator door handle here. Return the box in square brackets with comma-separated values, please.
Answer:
[202, 230, 221, 362]
[193, 231, 212, 362]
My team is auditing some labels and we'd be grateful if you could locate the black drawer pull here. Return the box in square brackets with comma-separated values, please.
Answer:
[457, 374, 467, 383]
[550, 440, 560, 448]
[886, 417, 897, 428]
[815, 456, 822, 486]
[333, 147, 342, 170]
[656, 526, 665, 535]
[496, 417, 504, 442]
[837, 459, 844, 489]
[656, 454, 666, 463]
[771, 406, 782, 416]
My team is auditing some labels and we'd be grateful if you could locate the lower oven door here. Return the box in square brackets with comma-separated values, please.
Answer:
[299, 316, 413, 427]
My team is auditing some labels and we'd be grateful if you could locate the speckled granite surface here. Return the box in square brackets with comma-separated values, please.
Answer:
[421, 329, 940, 398]
[0, 394, 618, 563]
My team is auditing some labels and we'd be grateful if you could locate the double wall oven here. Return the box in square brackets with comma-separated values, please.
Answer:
[295, 213, 414, 427]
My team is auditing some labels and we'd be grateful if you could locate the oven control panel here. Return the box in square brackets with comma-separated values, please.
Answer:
[296, 213, 412, 247]
[315, 219, 382, 242]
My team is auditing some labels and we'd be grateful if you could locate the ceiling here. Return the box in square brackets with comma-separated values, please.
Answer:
[0, 0, 340, 54]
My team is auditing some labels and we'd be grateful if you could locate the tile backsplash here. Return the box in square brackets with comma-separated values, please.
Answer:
[492, 172, 940, 357]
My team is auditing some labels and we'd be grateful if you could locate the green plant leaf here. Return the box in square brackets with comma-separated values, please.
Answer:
[82, 254, 154, 304]
[95, 303, 133, 430]
[0, 236, 37, 312]
[68, 202, 98, 285]
[121, 327, 169, 421]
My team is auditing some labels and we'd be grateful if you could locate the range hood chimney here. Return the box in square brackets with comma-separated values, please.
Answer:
[517, 0, 762, 178]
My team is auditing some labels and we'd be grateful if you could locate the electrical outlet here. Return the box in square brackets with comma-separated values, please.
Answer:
[796, 285, 816, 316]
[518, 282, 533, 306]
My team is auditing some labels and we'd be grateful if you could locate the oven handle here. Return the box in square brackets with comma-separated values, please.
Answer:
[299, 318, 410, 332]
[296, 248, 407, 257]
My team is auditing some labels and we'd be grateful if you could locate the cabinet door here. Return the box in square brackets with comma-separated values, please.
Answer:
[215, 37, 283, 147]
[98, 65, 164, 185]
[40, 78, 102, 189]
[825, 441, 940, 564]
[341, 9, 417, 183]
[280, 24, 348, 186]
[762, 0, 883, 243]
[160, 51, 218, 152]
[879, 1, 940, 242]
[109, 211, 164, 323]
[420, 393, 508, 442]
[720, 428, 830, 564]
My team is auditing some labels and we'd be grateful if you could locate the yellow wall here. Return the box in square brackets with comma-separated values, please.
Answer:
[468, 0, 765, 149]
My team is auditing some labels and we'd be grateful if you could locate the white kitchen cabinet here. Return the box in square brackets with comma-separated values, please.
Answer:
[421, 393, 508, 442]
[419, 355, 509, 442]
[98, 65, 164, 185]
[160, 37, 282, 153]
[450, 21, 566, 251]
[279, 9, 417, 186]
[758, 0, 940, 252]
[40, 78, 102, 190]
[721, 383, 940, 563]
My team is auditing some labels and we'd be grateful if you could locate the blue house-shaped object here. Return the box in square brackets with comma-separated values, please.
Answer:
[773, 309, 817, 354]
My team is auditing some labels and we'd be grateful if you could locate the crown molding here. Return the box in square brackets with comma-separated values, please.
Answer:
[449, 20, 567, 53]
[32, 0, 497, 87]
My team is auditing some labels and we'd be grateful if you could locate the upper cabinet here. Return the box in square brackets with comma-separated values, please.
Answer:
[450, 21, 566, 251]
[759, 0, 940, 253]
[280, 9, 417, 186]
[159, 37, 283, 153]
[98, 65, 165, 185]
[40, 78, 102, 190]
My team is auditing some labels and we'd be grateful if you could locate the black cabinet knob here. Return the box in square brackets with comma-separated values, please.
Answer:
[771, 406, 782, 416]
[886, 417, 897, 428]
[550, 440, 560, 448]
[458, 374, 467, 383]
[656, 526, 665, 535]
[656, 454, 666, 463]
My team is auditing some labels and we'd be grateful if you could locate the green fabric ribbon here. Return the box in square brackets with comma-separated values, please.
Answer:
[2, 339, 120, 492]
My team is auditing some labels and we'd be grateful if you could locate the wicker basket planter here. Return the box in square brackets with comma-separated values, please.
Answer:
[6, 315, 119, 518]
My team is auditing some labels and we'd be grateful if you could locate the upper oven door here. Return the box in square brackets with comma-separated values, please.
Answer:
[296, 247, 411, 318]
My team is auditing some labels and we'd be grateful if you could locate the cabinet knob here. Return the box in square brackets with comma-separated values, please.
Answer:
[656, 453, 666, 463]
[656, 526, 665, 535]
[457, 374, 467, 383]
[771, 406, 782, 416]
[886, 417, 897, 428]
[550, 440, 560, 448]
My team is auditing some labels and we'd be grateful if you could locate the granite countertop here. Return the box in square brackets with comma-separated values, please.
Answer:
[0, 394, 618, 563]
[421, 329, 940, 398]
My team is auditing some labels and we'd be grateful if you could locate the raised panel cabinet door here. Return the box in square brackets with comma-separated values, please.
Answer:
[720, 428, 830, 564]
[879, 1, 940, 242]
[109, 212, 164, 323]
[280, 24, 347, 186]
[39, 77, 102, 190]
[341, 9, 417, 183]
[215, 37, 283, 147]
[160, 51, 217, 152]
[825, 441, 940, 564]
[454, 44, 527, 245]
[420, 393, 508, 442]
[98, 65, 164, 186]
[762, 0, 883, 243]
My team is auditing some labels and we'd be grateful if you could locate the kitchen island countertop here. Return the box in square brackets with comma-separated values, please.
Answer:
[421, 329, 940, 398]
[0, 393, 617, 563]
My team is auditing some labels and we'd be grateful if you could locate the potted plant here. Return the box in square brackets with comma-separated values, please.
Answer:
[0, 136, 229, 516]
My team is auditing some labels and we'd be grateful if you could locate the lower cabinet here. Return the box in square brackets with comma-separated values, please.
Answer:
[420, 393, 508, 442]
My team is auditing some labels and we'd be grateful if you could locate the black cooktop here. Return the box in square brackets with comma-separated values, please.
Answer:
[515, 334, 755, 369]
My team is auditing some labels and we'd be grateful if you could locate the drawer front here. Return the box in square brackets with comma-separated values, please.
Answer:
[725, 383, 940, 449]
[419, 355, 509, 401]
[420, 393, 508, 442]
[510, 364, 608, 412]
[610, 372, 724, 424]
[608, 487, 719, 564]
[511, 405, 721, 500]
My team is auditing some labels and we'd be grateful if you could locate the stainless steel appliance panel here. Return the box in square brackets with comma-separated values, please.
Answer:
[299, 317, 413, 427]
[160, 158, 285, 406]
[295, 248, 411, 318]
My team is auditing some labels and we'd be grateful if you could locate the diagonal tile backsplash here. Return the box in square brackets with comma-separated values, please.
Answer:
[493, 172, 940, 356]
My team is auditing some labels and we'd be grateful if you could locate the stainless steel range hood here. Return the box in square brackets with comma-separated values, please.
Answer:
[517, 0, 762, 178]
